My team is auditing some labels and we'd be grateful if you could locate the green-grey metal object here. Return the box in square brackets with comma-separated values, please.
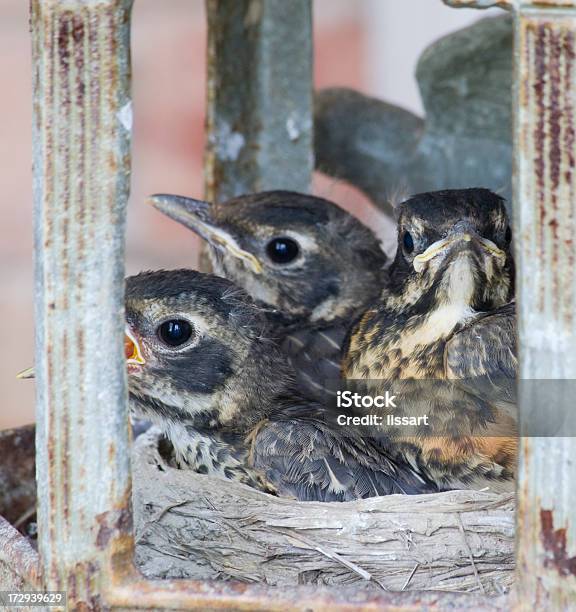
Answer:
[315, 16, 513, 214]
[205, 0, 313, 203]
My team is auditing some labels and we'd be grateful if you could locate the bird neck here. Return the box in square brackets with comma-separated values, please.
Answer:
[343, 276, 477, 381]
[204, 341, 298, 433]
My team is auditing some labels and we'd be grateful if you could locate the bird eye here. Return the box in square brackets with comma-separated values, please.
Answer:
[402, 231, 414, 254]
[157, 319, 193, 347]
[266, 237, 300, 264]
[504, 226, 512, 244]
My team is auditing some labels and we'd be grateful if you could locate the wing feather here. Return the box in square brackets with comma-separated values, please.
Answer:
[252, 409, 437, 502]
[445, 302, 517, 405]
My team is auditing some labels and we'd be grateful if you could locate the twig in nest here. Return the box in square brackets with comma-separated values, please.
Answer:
[457, 513, 485, 595]
[13, 506, 36, 529]
[401, 562, 420, 591]
[271, 526, 377, 585]
[136, 500, 190, 544]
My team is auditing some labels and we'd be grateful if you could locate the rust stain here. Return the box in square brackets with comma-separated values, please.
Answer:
[74, 13, 87, 252]
[57, 14, 71, 68]
[61, 392, 71, 527]
[548, 29, 562, 197]
[95, 506, 132, 550]
[527, 19, 576, 322]
[547, 25, 564, 319]
[532, 22, 548, 314]
[563, 30, 576, 178]
[562, 30, 576, 328]
[537, 0, 576, 5]
[540, 509, 576, 577]
[64, 560, 102, 611]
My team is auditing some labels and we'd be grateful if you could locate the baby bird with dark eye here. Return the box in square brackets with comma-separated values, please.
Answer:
[343, 188, 518, 493]
[149, 191, 388, 402]
[124, 269, 437, 501]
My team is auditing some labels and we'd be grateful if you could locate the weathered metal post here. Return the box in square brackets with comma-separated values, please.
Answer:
[31, 0, 134, 605]
[446, 0, 576, 608]
[513, 6, 576, 609]
[205, 0, 314, 203]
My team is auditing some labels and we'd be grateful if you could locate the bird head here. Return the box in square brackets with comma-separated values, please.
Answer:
[124, 269, 291, 430]
[388, 188, 514, 312]
[149, 191, 387, 325]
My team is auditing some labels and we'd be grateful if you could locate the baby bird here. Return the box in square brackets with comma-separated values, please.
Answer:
[149, 191, 388, 402]
[343, 189, 518, 492]
[125, 269, 436, 501]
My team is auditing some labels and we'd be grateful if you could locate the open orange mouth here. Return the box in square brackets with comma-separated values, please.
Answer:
[125, 327, 145, 365]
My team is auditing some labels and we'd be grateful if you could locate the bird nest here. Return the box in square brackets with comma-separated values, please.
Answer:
[132, 429, 515, 595]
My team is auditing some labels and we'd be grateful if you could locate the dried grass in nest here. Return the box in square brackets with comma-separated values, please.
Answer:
[132, 429, 515, 595]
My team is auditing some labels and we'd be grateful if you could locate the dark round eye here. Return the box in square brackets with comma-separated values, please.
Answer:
[504, 226, 512, 244]
[402, 231, 414, 254]
[266, 237, 300, 264]
[158, 319, 193, 347]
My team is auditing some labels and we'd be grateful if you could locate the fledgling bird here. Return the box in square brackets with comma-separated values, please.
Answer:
[149, 191, 388, 402]
[343, 188, 518, 493]
[124, 269, 437, 501]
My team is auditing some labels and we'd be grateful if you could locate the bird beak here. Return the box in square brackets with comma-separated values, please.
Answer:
[17, 328, 144, 379]
[16, 366, 35, 380]
[125, 326, 145, 366]
[413, 231, 506, 272]
[148, 194, 263, 275]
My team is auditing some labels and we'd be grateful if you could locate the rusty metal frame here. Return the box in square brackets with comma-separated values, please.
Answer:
[0, 0, 573, 608]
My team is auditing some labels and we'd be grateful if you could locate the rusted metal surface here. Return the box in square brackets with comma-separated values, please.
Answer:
[31, 0, 134, 606]
[445, 0, 576, 8]
[204, 0, 313, 204]
[444, 0, 513, 8]
[105, 577, 509, 611]
[513, 9, 576, 608]
[314, 16, 514, 213]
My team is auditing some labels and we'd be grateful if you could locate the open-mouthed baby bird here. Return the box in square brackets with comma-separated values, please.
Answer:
[125, 269, 437, 501]
[149, 191, 388, 403]
[343, 188, 518, 493]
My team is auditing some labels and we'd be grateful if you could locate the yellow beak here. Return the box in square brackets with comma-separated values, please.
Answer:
[17, 328, 145, 379]
[125, 326, 145, 365]
[149, 194, 263, 275]
[413, 233, 506, 272]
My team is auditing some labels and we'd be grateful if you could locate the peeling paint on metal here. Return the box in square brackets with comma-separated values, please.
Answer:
[540, 509, 576, 577]
[204, 0, 313, 203]
[285, 112, 311, 142]
[117, 101, 132, 132]
[211, 122, 245, 162]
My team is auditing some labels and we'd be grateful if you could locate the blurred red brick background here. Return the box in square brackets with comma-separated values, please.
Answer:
[0, 1, 496, 429]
